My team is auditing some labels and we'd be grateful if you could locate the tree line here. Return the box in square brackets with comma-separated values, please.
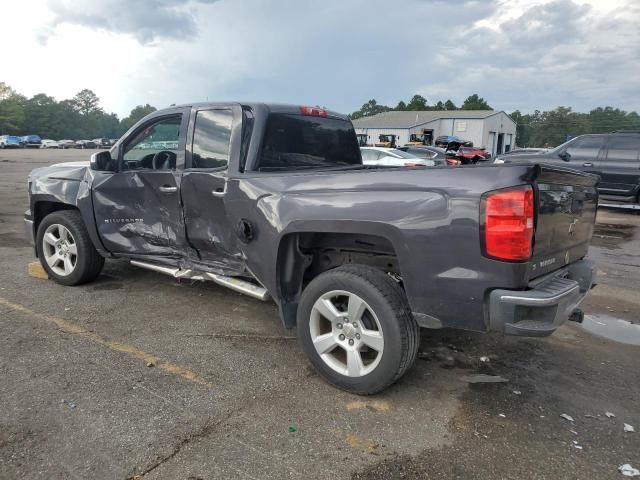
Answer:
[351, 94, 640, 147]
[350, 94, 492, 119]
[3, 82, 639, 147]
[0, 82, 157, 140]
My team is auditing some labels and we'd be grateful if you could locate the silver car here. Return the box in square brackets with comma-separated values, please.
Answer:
[360, 147, 435, 167]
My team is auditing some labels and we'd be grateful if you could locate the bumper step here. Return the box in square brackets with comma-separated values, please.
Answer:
[504, 320, 558, 336]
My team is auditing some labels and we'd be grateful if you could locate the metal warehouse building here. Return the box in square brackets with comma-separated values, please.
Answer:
[352, 110, 517, 156]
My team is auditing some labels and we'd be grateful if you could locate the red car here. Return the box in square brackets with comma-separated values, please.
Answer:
[456, 146, 491, 164]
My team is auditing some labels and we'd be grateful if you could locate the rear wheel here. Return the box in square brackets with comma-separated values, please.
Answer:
[297, 265, 419, 394]
[36, 210, 104, 286]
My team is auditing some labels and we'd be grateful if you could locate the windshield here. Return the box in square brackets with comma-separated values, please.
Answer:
[547, 137, 577, 153]
[258, 114, 361, 171]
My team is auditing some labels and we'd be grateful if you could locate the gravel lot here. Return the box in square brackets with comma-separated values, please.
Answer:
[1, 148, 638, 479]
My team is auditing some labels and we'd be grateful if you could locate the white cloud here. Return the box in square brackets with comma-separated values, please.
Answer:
[1, 0, 638, 117]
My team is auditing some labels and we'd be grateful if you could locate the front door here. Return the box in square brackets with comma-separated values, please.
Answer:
[91, 110, 188, 256]
[559, 134, 605, 175]
[181, 107, 244, 273]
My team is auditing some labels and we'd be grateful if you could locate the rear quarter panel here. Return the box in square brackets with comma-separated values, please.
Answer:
[227, 165, 537, 332]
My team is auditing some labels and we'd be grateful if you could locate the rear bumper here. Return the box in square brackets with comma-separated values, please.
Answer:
[488, 258, 595, 336]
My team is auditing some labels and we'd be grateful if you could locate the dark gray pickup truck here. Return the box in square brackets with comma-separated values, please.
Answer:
[25, 103, 598, 394]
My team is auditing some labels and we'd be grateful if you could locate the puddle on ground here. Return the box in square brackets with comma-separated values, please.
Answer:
[580, 314, 640, 346]
[591, 223, 637, 249]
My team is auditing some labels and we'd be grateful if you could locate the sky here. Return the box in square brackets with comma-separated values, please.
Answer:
[1, 0, 638, 118]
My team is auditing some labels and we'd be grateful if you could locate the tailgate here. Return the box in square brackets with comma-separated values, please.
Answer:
[529, 165, 599, 279]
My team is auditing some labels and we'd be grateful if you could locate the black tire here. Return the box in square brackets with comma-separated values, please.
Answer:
[36, 210, 105, 286]
[297, 265, 419, 395]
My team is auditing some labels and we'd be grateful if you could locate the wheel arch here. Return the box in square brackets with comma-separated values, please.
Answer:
[274, 227, 405, 329]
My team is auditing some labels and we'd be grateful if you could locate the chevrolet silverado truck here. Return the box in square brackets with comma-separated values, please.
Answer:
[25, 103, 598, 394]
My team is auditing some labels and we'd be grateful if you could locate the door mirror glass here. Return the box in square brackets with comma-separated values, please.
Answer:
[90, 151, 115, 171]
[558, 151, 571, 161]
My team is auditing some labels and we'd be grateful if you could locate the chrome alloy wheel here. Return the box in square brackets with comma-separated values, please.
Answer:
[42, 223, 78, 276]
[309, 290, 384, 377]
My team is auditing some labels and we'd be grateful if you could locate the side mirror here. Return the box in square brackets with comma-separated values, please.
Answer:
[558, 151, 571, 161]
[90, 151, 115, 172]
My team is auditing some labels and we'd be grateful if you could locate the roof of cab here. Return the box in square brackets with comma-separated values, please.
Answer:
[162, 102, 351, 121]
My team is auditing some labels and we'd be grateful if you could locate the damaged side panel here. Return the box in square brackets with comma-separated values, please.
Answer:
[91, 170, 185, 257]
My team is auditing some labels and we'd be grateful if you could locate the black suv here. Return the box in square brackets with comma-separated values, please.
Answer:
[497, 132, 640, 206]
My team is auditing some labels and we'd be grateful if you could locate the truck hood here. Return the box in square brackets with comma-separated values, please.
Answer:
[29, 161, 90, 182]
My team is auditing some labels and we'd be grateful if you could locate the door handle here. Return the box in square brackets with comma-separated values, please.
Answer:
[212, 184, 227, 197]
[583, 162, 594, 167]
[159, 185, 177, 193]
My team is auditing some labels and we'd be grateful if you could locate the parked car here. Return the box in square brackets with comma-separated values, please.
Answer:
[360, 147, 435, 167]
[25, 102, 598, 394]
[75, 140, 97, 149]
[455, 146, 491, 164]
[495, 131, 640, 206]
[58, 140, 76, 149]
[434, 135, 472, 150]
[20, 135, 42, 148]
[93, 138, 112, 149]
[40, 139, 60, 149]
[397, 145, 460, 166]
[0, 135, 22, 148]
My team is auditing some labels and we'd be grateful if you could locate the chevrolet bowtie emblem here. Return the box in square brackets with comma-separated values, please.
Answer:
[568, 218, 579, 235]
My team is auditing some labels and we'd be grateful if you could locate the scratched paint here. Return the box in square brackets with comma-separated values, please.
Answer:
[0, 297, 211, 387]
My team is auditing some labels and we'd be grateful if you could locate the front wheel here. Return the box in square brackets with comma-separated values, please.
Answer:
[297, 265, 419, 394]
[36, 210, 105, 286]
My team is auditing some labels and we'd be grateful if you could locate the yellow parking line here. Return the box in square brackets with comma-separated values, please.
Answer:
[0, 297, 211, 387]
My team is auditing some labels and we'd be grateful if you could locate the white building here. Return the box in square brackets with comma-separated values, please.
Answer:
[352, 110, 517, 156]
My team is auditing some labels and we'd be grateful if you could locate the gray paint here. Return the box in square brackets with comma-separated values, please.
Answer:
[26, 102, 599, 333]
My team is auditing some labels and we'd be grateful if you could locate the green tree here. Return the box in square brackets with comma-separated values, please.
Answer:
[120, 104, 157, 133]
[0, 82, 18, 101]
[588, 107, 640, 133]
[72, 89, 101, 116]
[406, 94, 428, 111]
[24, 94, 60, 138]
[350, 99, 392, 119]
[395, 100, 407, 111]
[444, 99, 457, 110]
[0, 89, 26, 134]
[461, 94, 492, 110]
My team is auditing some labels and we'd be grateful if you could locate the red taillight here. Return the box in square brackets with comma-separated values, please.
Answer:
[483, 186, 534, 261]
[300, 106, 327, 117]
[446, 158, 461, 166]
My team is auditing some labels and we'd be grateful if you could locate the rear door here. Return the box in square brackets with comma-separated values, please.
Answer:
[597, 134, 640, 199]
[181, 106, 245, 272]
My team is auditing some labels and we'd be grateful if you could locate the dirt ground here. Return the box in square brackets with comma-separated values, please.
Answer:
[0, 149, 638, 480]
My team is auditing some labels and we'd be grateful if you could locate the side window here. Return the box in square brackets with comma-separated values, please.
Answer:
[122, 116, 181, 170]
[191, 109, 233, 169]
[361, 149, 379, 161]
[605, 136, 640, 163]
[565, 136, 604, 161]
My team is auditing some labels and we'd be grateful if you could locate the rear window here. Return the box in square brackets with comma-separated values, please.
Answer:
[257, 114, 361, 171]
